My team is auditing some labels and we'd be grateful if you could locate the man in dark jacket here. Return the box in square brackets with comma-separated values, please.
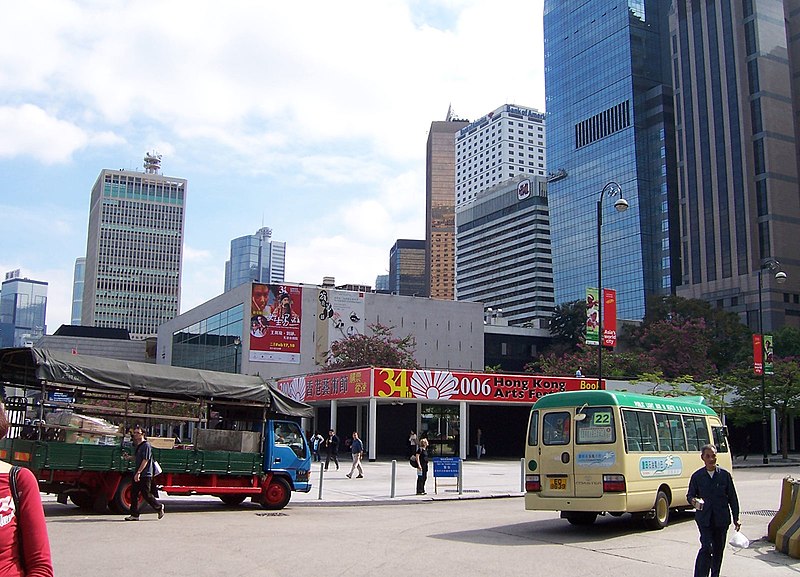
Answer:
[324, 429, 339, 471]
[686, 444, 740, 577]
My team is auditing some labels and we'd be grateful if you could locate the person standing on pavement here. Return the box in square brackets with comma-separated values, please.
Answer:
[324, 429, 340, 471]
[686, 444, 740, 577]
[414, 438, 429, 495]
[122, 425, 165, 521]
[475, 428, 484, 460]
[346, 432, 364, 479]
[408, 430, 418, 458]
[310, 431, 324, 462]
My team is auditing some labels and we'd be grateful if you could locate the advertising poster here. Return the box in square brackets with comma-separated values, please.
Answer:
[602, 288, 617, 348]
[249, 283, 302, 364]
[586, 287, 599, 346]
[764, 334, 774, 375]
[315, 288, 366, 364]
[753, 334, 763, 376]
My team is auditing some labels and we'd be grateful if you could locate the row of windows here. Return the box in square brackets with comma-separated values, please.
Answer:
[575, 100, 631, 149]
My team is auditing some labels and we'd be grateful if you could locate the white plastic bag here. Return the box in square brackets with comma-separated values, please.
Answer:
[729, 530, 750, 549]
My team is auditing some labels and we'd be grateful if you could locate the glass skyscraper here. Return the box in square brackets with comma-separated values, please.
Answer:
[224, 227, 286, 292]
[543, 1, 678, 320]
[389, 239, 426, 296]
[71, 257, 85, 325]
[0, 271, 47, 347]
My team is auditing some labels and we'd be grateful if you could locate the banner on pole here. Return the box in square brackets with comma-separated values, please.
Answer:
[753, 334, 763, 376]
[764, 334, 774, 375]
[586, 288, 599, 346]
[602, 288, 617, 348]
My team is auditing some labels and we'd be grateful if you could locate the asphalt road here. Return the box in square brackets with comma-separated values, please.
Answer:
[44, 467, 799, 577]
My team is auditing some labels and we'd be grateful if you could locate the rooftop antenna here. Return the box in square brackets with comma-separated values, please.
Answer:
[144, 151, 162, 174]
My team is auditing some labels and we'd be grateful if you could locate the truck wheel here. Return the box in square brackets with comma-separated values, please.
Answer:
[565, 512, 597, 526]
[219, 495, 246, 507]
[644, 490, 670, 530]
[112, 476, 142, 515]
[260, 478, 291, 510]
[69, 492, 93, 509]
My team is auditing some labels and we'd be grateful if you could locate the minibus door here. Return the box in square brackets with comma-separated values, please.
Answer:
[540, 411, 574, 497]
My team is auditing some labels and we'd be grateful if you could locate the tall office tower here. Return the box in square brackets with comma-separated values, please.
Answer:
[456, 176, 553, 327]
[374, 274, 389, 293]
[0, 270, 47, 347]
[71, 257, 85, 325]
[543, 2, 679, 320]
[455, 104, 546, 207]
[389, 239, 427, 296]
[671, 1, 800, 331]
[426, 110, 469, 300]
[224, 227, 286, 292]
[81, 153, 187, 339]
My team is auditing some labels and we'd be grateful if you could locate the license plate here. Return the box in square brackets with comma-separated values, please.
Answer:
[549, 478, 567, 490]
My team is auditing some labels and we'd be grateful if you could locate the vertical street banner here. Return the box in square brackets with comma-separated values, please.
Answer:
[602, 288, 617, 348]
[764, 334, 774, 375]
[753, 334, 763, 375]
[586, 287, 599, 346]
[249, 283, 302, 364]
[315, 288, 366, 364]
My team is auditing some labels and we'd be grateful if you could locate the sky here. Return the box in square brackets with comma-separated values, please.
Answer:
[0, 0, 546, 333]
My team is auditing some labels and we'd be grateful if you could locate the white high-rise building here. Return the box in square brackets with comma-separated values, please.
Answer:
[81, 153, 187, 339]
[455, 104, 546, 207]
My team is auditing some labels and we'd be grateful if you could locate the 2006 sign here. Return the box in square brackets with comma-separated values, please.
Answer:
[460, 377, 491, 396]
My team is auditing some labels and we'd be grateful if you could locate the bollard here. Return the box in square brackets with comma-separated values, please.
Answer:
[390, 460, 396, 498]
[775, 479, 800, 556]
[769, 476, 797, 542]
[520, 458, 526, 493]
[317, 462, 324, 500]
[458, 459, 463, 495]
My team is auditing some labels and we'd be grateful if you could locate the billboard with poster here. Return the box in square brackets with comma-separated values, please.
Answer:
[315, 288, 366, 364]
[249, 283, 302, 363]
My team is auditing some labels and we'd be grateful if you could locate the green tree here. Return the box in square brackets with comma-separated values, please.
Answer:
[323, 323, 420, 372]
[775, 326, 800, 357]
[728, 357, 800, 459]
[548, 300, 587, 351]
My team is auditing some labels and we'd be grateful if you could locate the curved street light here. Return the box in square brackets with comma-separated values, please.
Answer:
[597, 182, 628, 389]
[758, 257, 787, 464]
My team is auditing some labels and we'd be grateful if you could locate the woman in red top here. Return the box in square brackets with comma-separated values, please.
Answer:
[0, 402, 53, 576]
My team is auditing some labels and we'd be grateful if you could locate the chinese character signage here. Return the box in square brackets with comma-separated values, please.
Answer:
[277, 368, 372, 401]
[586, 287, 599, 346]
[249, 283, 302, 364]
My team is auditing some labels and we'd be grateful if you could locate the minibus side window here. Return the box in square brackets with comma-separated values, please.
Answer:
[711, 426, 729, 453]
[576, 407, 615, 444]
[622, 410, 658, 452]
[683, 415, 708, 451]
[528, 410, 539, 446]
[655, 413, 687, 452]
[543, 412, 570, 445]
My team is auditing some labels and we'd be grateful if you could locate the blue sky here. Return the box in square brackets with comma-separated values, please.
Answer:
[0, 0, 545, 332]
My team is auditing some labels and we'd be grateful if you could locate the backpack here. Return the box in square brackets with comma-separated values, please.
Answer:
[409, 454, 418, 468]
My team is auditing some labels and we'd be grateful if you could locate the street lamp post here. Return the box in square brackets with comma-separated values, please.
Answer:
[233, 337, 241, 374]
[596, 182, 629, 389]
[757, 257, 787, 464]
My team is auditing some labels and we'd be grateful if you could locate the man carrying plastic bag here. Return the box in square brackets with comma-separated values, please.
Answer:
[687, 444, 741, 577]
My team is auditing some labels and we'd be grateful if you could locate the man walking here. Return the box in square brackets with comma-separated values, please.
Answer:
[324, 429, 339, 471]
[122, 425, 165, 521]
[346, 432, 364, 479]
[687, 444, 740, 577]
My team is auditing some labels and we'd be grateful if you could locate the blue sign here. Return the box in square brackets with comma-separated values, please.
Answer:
[432, 457, 460, 478]
[48, 391, 75, 404]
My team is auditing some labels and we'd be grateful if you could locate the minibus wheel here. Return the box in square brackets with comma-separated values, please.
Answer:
[644, 490, 670, 530]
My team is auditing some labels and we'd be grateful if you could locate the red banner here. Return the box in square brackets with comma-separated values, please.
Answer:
[602, 288, 617, 348]
[277, 368, 371, 401]
[753, 334, 763, 375]
[249, 283, 303, 364]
